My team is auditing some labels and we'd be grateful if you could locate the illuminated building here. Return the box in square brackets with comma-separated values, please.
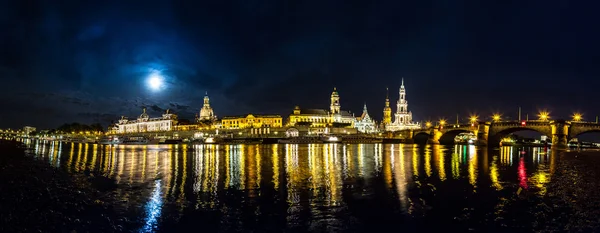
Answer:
[218, 114, 283, 129]
[198, 92, 216, 122]
[115, 108, 178, 134]
[23, 126, 36, 135]
[382, 88, 392, 127]
[386, 78, 420, 131]
[287, 87, 355, 129]
[354, 104, 378, 133]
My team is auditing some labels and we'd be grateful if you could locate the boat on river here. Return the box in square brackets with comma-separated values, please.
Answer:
[98, 136, 121, 145]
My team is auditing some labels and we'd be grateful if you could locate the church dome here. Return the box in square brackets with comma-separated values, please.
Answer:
[331, 87, 339, 96]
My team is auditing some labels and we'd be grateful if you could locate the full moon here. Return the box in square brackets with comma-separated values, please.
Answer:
[147, 73, 164, 91]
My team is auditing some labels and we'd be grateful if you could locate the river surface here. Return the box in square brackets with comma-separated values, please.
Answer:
[20, 139, 600, 232]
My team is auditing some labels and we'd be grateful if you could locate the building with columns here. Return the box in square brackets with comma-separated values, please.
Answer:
[355, 103, 378, 133]
[287, 87, 355, 130]
[386, 78, 420, 131]
[115, 108, 178, 134]
[218, 114, 283, 129]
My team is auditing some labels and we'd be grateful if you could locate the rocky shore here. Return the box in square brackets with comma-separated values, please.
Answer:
[0, 140, 136, 232]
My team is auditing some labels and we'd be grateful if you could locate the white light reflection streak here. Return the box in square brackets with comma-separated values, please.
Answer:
[140, 180, 163, 233]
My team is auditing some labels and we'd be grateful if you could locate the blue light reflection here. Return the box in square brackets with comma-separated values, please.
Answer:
[140, 180, 163, 232]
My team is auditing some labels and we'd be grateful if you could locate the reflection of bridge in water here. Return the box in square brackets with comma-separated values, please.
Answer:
[395, 120, 600, 148]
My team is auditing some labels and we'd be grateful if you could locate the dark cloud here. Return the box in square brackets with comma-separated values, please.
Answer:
[1, 0, 600, 129]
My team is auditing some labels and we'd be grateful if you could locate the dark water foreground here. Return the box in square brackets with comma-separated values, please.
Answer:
[2, 139, 600, 232]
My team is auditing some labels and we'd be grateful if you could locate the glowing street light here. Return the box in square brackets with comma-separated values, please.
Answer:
[439, 119, 446, 126]
[538, 111, 550, 121]
[469, 115, 479, 123]
[572, 113, 583, 122]
[426, 121, 432, 128]
[492, 113, 501, 122]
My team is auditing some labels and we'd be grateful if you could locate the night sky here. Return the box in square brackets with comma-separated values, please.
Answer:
[1, 1, 599, 130]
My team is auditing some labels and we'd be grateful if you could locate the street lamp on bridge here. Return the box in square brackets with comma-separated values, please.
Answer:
[439, 119, 446, 127]
[492, 113, 501, 122]
[572, 113, 583, 122]
[538, 110, 550, 121]
[425, 121, 432, 128]
[469, 115, 479, 124]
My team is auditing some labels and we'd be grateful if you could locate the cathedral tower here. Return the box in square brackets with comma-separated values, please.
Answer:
[398, 78, 407, 113]
[199, 91, 216, 121]
[330, 87, 340, 114]
[394, 78, 413, 124]
[383, 87, 392, 125]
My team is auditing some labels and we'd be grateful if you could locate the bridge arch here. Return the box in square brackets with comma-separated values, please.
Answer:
[438, 129, 472, 145]
[569, 129, 600, 140]
[488, 127, 552, 146]
[413, 132, 430, 145]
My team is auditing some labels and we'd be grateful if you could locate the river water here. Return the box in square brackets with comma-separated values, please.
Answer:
[21, 139, 600, 232]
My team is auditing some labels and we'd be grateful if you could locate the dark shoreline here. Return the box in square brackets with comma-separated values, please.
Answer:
[0, 140, 137, 232]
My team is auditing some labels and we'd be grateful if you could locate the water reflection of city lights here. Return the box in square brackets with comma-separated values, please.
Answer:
[412, 144, 419, 178]
[518, 157, 528, 189]
[272, 144, 280, 190]
[433, 145, 446, 181]
[490, 156, 502, 190]
[451, 145, 460, 179]
[424, 146, 432, 177]
[468, 145, 477, 188]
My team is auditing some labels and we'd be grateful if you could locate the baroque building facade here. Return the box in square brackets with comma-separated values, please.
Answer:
[287, 88, 356, 129]
[385, 79, 420, 131]
[217, 114, 283, 129]
[354, 103, 378, 133]
[115, 108, 178, 134]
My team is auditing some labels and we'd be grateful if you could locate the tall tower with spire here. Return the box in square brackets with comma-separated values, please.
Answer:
[386, 78, 419, 131]
[199, 91, 216, 121]
[361, 103, 371, 120]
[383, 87, 392, 125]
[395, 78, 411, 124]
[330, 87, 340, 115]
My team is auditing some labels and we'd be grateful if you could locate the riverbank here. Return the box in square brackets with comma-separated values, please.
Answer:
[0, 140, 136, 232]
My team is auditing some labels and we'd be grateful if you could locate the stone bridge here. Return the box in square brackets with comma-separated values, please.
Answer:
[398, 120, 600, 149]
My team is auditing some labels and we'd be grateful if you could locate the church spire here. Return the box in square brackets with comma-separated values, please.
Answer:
[401, 77, 404, 87]
[383, 87, 392, 125]
[386, 87, 389, 100]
